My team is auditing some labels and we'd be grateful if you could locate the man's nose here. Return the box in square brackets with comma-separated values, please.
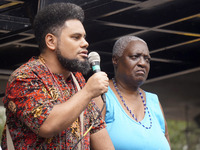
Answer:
[81, 38, 89, 48]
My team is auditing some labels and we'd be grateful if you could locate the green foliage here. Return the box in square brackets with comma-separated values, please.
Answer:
[0, 107, 6, 143]
[167, 119, 200, 150]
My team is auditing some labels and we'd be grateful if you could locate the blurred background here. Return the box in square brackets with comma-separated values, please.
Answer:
[0, 0, 200, 149]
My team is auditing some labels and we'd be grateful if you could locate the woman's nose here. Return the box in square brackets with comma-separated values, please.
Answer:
[138, 56, 148, 66]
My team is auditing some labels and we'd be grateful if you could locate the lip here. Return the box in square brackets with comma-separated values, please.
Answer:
[136, 70, 145, 75]
[79, 50, 88, 58]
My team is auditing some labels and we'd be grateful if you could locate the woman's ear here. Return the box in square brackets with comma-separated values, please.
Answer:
[112, 55, 118, 66]
[45, 33, 57, 51]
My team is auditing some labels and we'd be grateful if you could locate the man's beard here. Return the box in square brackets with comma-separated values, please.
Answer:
[56, 49, 91, 75]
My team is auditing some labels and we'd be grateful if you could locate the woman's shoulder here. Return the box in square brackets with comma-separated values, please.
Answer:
[144, 90, 158, 97]
[143, 90, 161, 110]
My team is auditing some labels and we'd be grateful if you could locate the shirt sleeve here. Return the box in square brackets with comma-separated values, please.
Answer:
[87, 100, 106, 134]
[4, 72, 55, 134]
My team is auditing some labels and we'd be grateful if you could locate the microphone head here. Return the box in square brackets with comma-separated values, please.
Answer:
[88, 51, 100, 64]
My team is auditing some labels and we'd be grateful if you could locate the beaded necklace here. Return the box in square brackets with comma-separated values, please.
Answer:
[112, 78, 152, 129]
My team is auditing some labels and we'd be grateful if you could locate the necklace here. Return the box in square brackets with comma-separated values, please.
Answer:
[112, 78, 152, 129]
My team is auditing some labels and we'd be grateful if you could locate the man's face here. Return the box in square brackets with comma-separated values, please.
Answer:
[56, 49, 90, 75]
[55, 19, 90, 74]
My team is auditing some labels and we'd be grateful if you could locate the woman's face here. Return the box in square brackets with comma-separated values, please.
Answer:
[114, 40, 151, 86]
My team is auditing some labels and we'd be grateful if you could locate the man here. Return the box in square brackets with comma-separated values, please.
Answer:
[1, 3, 114, 149]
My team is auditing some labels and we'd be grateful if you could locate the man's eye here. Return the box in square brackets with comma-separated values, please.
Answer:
[72, 36, 80, 40]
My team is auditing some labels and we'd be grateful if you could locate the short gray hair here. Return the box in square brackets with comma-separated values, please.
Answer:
[112, 35, 146, 57]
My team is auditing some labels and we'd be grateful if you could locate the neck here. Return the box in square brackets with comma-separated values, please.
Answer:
[39, 54, 71, 79]
[113, 77, 139, 93]
[111, 77, 140, 98]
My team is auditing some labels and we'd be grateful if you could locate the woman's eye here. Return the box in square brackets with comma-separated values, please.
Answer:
[145, 57, 151, 63]
[131, 55, 140, 59]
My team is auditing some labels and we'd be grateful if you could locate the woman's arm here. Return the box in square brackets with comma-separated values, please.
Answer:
[159, 102, 171, 146]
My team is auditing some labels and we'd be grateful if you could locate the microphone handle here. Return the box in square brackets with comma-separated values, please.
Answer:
[91, 61, 106, 103]
[91, 61, 100, 73]
[101, 93, 106, 103]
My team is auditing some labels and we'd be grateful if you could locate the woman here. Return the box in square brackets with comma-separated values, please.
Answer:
[95, 35, 171, 150]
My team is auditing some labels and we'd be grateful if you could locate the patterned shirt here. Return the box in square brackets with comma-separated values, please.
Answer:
[1, 57, 105, 150]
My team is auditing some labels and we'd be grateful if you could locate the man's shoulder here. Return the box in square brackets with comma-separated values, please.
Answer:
[8, 57, 42, 82]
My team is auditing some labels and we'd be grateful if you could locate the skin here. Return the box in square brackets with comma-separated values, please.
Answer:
[95, 40, 170, 146]
[38, 19, 114, 149]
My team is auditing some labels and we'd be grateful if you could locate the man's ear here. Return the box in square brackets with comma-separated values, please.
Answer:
[45, 33, 57, 50]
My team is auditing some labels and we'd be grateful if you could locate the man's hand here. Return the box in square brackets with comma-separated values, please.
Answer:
[84, 72, 109, 99]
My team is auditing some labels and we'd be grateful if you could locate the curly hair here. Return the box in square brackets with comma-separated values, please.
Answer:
[112, 35, 147, 57]
[33, 2, 84, 51]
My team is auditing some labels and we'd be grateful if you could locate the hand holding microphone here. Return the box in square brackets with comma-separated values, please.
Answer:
[88, 51, 107, 103]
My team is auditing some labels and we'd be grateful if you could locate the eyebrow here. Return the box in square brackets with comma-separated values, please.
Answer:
[134, 51, 150, 56]
[72, 32, 86, 38]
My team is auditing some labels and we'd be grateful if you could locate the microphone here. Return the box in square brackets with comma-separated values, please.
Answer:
[88, 51, 106, 103]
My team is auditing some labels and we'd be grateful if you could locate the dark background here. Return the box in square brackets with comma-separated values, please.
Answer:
[0, 0, 200, 124]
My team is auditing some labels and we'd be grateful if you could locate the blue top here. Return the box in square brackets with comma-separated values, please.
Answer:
[105, 86, 170, 150]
